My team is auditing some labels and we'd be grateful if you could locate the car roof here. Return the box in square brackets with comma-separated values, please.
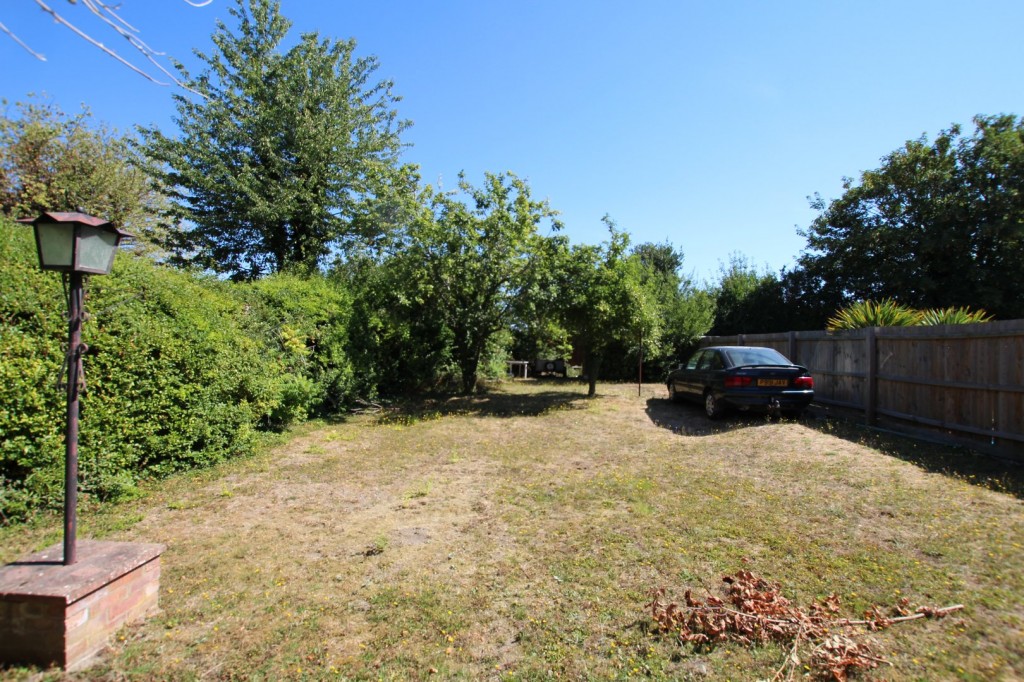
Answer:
[702, 345, 778, 352]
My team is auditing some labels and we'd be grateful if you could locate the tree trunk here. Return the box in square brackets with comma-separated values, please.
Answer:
[459, 353, 479, 395]
[586, 351, 602, 398]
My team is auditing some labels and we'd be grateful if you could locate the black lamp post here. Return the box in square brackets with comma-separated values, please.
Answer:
[19, 212, 131, 566]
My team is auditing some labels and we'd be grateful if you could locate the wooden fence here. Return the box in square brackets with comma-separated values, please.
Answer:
[703, 319, 1024, 459]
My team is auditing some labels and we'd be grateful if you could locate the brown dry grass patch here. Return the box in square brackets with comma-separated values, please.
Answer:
[1, 381, 1022, 680]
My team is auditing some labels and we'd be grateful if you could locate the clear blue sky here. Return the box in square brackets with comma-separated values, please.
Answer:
[4, 1, 1023, 281]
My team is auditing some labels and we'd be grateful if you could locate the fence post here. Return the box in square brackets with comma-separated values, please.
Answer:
[788, 331, 797, 362]
[865, 327, 877, 425]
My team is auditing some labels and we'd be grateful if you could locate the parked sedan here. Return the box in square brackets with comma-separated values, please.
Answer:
[666, 346, 814, 419]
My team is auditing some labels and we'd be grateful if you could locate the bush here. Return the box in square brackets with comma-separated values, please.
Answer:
[1, 220, 80, 518]
[827, 299, 920, 330]
[238, 272, 355, 420]
[0, 219, 355, 521]
[827, 299, 994, 331]
[342, 257, 455, 399]
[918, 306, 993, 325]
[81, 255, 277, 481]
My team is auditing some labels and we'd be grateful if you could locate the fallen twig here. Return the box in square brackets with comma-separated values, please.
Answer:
[839, 604, 964, 627]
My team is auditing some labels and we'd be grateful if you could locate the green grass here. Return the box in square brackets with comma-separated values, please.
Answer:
[1, 381, 1022, 680]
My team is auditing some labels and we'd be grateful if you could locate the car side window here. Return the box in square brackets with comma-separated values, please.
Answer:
[686, 351, 703, 370]
[698, 351, 716, 371]
[709, 352, 724, 370]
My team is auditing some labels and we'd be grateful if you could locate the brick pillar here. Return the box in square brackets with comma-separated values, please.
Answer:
[0, 540, 164, 671]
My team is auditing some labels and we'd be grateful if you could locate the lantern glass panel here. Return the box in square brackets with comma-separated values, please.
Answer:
[76, 224, 119, 274]
[35, 222, 74, 269]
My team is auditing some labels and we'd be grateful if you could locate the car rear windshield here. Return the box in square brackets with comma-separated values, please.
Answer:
[723, 347, 791, 367]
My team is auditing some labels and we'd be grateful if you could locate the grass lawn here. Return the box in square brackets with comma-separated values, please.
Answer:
[2, 381, 1022, 680]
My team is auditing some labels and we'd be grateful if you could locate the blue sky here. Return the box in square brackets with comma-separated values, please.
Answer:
[3, 1, 1024, 281]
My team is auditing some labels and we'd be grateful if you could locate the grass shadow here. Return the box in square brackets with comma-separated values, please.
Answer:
[647, 393, 1024, 498]
[367, 385, 590, 423]
[644, 395, 807, 437]
[804, 416, 1024, 500]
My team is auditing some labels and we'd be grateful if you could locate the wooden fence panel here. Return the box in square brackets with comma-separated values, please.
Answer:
[703, 319, 1024, 458]
[998, 334, 1024, 447]
[827, 333, 866, 409]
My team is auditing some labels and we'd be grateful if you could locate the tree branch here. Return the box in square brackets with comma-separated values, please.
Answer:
[0, 19, 47, 60]
[11, 0, 206, 93]
[34, 0, 170, 85]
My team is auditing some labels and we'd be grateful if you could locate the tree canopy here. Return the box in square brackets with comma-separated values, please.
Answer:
[141, 0, 411, 280]
[0, 96, 163, 240]
[399, 172, 559, 394]
[631, 242, 714, 373]
[552, 219, 661, 396]
[799, 114, 1024, 320]
[707, 254, 790, 336]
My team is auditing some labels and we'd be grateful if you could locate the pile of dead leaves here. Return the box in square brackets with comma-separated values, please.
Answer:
[648, 570, 962, 681]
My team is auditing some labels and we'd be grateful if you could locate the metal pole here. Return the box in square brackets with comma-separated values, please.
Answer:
[64, 272, 84, 566]
[637, 330, 643, 397]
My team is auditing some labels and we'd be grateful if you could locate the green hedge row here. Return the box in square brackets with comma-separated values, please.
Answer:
[0, 219, 353, 521]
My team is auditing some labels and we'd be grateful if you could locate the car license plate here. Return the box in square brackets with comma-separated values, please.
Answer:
[757, 379, 788, 387]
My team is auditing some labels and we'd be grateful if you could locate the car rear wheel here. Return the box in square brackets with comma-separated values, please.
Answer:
[704, 391, 725, 419]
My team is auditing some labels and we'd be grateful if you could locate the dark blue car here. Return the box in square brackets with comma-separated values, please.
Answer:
[666, 346, 814, 419]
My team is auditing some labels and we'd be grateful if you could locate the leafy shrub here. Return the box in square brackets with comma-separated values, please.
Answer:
[342, 256, 455, 399]
[827, 299, 920, 330]
[918, 306, 993, 325]
[236, 272, 355, 420]
[0, 219, 355, 521]
[81, 255, 277, 482]
[1, 220, 75, 518]
[479, 328, 514, 382]
[827, 299, 995, 331]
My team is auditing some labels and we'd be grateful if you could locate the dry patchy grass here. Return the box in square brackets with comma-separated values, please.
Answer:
[2, 381, 1022, 680]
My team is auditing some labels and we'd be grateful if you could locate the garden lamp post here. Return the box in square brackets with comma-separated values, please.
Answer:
[19, 212, 131, 566]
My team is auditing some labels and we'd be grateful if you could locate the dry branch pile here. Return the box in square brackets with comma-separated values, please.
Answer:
[648, 570, 963, 681]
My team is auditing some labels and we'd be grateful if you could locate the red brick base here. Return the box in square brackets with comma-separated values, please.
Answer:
[0, 540, 164, 671]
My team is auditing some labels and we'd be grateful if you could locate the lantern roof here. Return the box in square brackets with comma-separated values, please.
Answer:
[17, 211, 132, 238]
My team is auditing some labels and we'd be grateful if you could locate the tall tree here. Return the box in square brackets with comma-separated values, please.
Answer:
[632, 242, 715, 372]
[798, 115, 1024, 319]
[555, 219, 660, 397]
[402, 172, 559, 394]
[708, 254, 788, 335]
[141, 0, 411, 280]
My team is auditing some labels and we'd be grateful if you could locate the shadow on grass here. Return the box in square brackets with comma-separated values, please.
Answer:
[644, 395, 805, 437]
[363, 385, 590, 423]
[804, 417, 1024, 500]
[646, 395, 1024, 498]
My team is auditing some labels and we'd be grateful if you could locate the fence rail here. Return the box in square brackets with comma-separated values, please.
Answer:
[703, 319, 1024, 459]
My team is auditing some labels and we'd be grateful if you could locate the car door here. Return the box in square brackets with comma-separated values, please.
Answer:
[693, 349, 720, 394]
[677, 349, 707, 398]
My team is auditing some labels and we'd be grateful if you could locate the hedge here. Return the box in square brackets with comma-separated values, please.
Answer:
[0, 219, 353, 521]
